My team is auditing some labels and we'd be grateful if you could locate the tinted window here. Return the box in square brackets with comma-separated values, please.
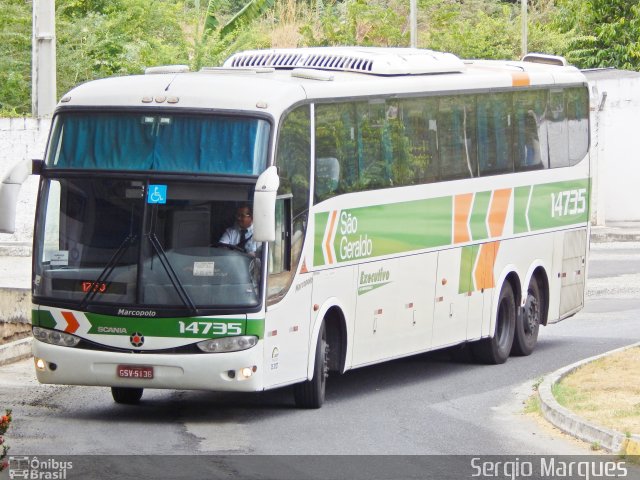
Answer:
[312, 86, 589, 203]
[548, 90, 570, 168]
[477, 93, 513, 175]
[567, 88, 589, 165]
[514, 90, 549, 170]
[438, 96, 476, 180]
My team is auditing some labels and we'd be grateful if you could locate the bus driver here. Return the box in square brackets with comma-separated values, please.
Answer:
[219, 205, 258, 254]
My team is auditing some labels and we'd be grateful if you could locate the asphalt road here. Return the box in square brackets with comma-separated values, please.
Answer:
[0, 242, 639, 478]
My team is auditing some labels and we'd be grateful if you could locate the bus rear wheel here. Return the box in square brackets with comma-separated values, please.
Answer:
[472, 282, 516, 364]
[111, 387, 143, 404]
[294, 322, 328, 409]
[511, 277, 541, 356]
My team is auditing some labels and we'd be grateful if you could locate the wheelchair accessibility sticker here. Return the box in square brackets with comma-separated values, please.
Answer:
[147, 185, 167, 204]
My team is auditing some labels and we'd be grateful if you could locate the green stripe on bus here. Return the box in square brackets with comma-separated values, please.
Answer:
[459, 245, 480, 294]
[314, 211, 330, 266]
[313, 178, 588, 267]
[32, 309, 56, 329]
[514, 186, 532, 234]
[84, 312, 259, 339]
[245, 318, 265, 338]
[331, 196, 452, 264]
[514, 179, 589, 233]
[33, 308, 265, 339]
[469, 191, 491, 241]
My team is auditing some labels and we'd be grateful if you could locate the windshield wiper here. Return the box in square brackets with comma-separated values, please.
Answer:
[148, 233, 199, 316]
[79, 234, 136, 309]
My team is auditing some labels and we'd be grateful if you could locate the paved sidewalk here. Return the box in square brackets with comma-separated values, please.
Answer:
[590, 221, 640, 243]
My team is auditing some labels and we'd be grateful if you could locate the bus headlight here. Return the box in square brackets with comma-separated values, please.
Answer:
[33, 326, 81, 347]
[197, 336, 258, 353]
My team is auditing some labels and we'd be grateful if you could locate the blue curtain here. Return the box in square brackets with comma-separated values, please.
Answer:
[54, 113, 269, 175]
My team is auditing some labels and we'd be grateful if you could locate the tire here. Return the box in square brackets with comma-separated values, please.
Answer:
[472, 281, 516, 364]
[511, 277, 542, 356]
[111, 387, 143, 404]
[294, 322, 328, 409]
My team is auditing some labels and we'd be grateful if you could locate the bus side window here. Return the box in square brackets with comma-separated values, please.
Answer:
[315, 103, 358, 199]
[567, 87, 589, 166]
[477, 93, 513, 176]
[357, 101, 391, 189]
[268, 196, 292, 276]
[514, 90, 549, 171]
[315, 157, 340, 201]
[439, 96, 476, 180]
[397, 98, 440, 184]
[548, 90, 569, 168]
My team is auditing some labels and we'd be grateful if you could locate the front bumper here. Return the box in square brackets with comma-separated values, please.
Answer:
[32, 339, 264, 392]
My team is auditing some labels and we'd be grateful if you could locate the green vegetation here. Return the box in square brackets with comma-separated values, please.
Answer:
[2, 0, 640, 115]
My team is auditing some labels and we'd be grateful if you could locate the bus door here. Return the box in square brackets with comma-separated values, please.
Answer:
[432, 248, 471, 348]
[263, 197, 312, 387]
[351, 255, 437, 365]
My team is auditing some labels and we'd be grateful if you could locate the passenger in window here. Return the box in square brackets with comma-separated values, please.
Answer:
[524, 110, 542, 167]
[219, 205, 258, 254]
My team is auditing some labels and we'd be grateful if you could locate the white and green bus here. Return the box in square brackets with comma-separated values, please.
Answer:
[0, 48, 590, 408]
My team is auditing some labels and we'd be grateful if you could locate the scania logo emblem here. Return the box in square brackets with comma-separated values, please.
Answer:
[130, 332, 144, 347]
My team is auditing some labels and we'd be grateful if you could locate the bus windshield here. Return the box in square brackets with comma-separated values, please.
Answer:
[46, 112, 270, 175]
[33, 177, 263, 315]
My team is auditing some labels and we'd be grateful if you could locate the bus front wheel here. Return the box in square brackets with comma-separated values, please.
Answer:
[472, 282, 516, 364]
[294, 322, 328, 409]
[111, 387, 143, 404]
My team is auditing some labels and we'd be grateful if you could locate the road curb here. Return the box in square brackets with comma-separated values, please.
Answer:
[538, 341, 640, 455]
[0, 336, 32, 366]
[589, 229, 640, 243]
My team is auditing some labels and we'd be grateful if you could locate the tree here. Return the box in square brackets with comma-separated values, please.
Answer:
[0, 0, 32, 115]
[204, 0, 276, 38]
[555, 0, 640, 70]
[56, 0, 191, 97]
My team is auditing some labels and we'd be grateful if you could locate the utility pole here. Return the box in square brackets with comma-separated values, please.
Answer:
[32, 0, 57, 118]
[521, 0, 528, 58]
[410, 0, 418, 48]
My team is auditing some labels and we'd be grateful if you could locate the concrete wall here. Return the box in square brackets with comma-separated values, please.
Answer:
[0, 117, 50, 248]
[585, 70, 640, 224]
[0, 118, 49, 330]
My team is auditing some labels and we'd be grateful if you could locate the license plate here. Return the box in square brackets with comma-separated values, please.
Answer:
[117, 365, 154, 379]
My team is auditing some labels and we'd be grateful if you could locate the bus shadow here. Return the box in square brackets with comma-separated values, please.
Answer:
[66, 337, 574, 425]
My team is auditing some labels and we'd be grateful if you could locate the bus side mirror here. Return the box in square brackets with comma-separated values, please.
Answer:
[0, 159, 39, 234]
[253, 166, 280, 242]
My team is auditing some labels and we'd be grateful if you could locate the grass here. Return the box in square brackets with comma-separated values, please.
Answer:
[553, 347, 640, 435]
[524, 394, 541, 414]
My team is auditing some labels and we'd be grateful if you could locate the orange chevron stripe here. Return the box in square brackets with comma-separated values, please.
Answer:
[61, 311, 80, 334]
[511, 72, 530, 87]
[488, 189, 511, 238]
[454, 193, 473, 244]
[474, 241, 500, 290]
[324, 210, 338, 264]
[299, 258, 309, 274]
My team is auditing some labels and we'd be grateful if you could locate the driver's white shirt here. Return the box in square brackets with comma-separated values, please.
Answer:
[219, 224, 258, 253]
